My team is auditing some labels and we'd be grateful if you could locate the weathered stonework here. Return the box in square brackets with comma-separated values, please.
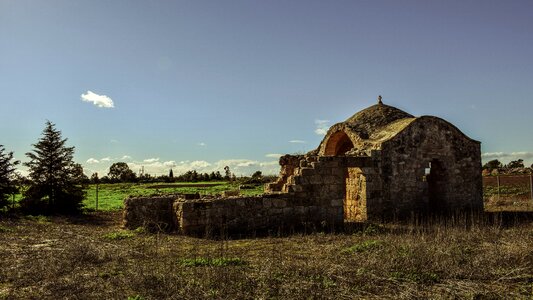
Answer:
[123, 99, 483, 234]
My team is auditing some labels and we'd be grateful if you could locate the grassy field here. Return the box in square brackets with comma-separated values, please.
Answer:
[0, 212, 532, 299]
[83, 182, 265, 211]
[11, 182, 264, 211]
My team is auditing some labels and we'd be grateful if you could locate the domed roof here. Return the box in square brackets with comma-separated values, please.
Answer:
[343, 103, 414, 139]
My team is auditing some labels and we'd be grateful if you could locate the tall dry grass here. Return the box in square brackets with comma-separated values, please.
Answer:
[0, 212, 532, 299]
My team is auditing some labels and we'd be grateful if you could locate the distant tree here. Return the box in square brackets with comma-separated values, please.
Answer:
[108, 162, 136, 182]
[215, 171, 222, 180]
[99, 175, 111, 183]
[251, 171, 262, 180]
[21, 121, 86, 214]
[483, 159, 502, 171]
[71, 163, 89, 184]
[169, 169, 174, 179]
[506, 159, 524, 169]
[90, 173, 100, 184]
[224, 166, 231, 180]
[0, 145, 20, 209]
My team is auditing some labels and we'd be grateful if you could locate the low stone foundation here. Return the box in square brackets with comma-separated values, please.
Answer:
[123, 193, 343, 236]
[174, 195, 343, 235]
[123, 196, 176, 231]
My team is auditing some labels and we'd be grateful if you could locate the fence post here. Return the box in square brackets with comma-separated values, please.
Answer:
[95, 182, 99, 210]
[530, 174, 533, 201]
[497, 175, 500, 201]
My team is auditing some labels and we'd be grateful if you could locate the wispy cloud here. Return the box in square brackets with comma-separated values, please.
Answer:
[86, 158, 99, 164]
[101, 157, 112, 162]
[81, 90, 115, 108]
[289, 140, 306, 144]
[121, 155, 132, 160]
[143, 158, 160, 163]
[314, 119, 330, 136]
[265, 153, 283, 158]
[198, 142, 206, 147]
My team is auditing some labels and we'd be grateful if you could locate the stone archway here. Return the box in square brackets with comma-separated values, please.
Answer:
[324, 131, 354, 156]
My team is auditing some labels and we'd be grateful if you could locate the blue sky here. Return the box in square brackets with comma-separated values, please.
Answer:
[1, 0, 533, 176]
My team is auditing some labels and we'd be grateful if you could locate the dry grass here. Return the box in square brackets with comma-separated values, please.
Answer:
[1, 212, 532, 299]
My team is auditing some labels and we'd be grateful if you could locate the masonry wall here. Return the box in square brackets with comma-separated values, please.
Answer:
[174, 194, 343, 235]
[379, 117, 483, 218]
[123, 196, 177, 230]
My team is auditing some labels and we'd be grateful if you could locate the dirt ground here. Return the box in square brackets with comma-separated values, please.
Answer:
[1, 211, 532, 299]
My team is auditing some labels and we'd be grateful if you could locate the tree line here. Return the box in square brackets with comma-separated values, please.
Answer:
[94, 162, 228, 184]
[482, 159, 533, 175]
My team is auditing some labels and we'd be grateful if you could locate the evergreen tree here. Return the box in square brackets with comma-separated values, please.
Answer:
[0, 145, 20, 209]
[21, 121, 86, 214]
[169, 168, 174, 179]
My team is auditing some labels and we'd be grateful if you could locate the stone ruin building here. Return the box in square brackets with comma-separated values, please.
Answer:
[124, 97, 483, 235]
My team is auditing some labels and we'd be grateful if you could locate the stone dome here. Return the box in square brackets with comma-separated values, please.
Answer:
[343, 103, 414, 139]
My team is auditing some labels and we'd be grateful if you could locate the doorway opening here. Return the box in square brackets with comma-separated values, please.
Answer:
[426, 159, 447, 213]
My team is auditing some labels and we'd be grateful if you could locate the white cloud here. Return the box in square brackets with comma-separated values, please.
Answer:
[86, 158, 99, 164]
[314, 119, 330, 136]
[163, 160, 177, 167]
[81, 90, 115, 108]
[110, 139, 119, 144]
[265, 153, 283, 158]
[121, 155, 132, 160]
[198, 142, 206, 147]
[101, 157, 112, 162]
[190, 160, 211, 169]
[260, 161, 279, 166]
[289, 140, 306, 143]
[143, 158, 160, 163]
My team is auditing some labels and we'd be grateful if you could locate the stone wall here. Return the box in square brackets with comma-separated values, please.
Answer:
[379, 117, 483, 218]
[174, 194, 342, 236]
[123, 196, 177, 231]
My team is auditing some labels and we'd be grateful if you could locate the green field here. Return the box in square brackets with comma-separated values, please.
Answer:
[11, 182, 264, 211]
[83, 182, 264, 210]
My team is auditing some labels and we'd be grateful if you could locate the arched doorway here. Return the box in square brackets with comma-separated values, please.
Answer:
[426, 159, 447, 213]
[324, 131, 354, 156]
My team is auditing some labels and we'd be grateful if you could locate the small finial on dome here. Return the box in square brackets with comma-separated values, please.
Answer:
[378, 95, 383, 105]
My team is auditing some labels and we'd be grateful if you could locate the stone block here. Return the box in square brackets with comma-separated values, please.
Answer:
[330, 199, 342, 207]
[272, 198, 287, 208]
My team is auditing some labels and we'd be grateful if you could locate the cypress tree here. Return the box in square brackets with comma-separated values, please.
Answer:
[22, 121, 86, 214]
